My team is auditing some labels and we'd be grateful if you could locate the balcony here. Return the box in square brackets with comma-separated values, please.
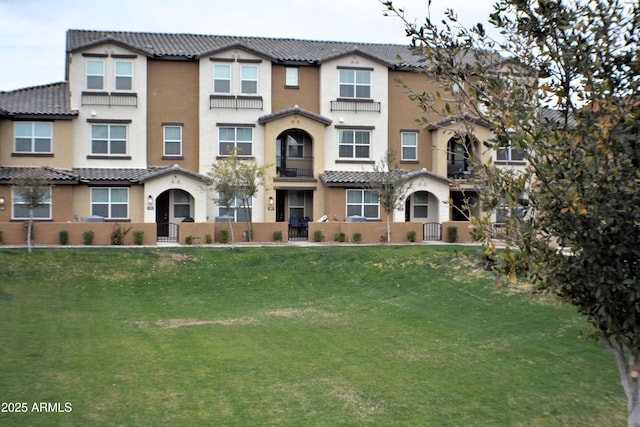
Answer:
[330, 99, 381, 113]
[210, 95, 263, 110]
[82, 92, 137, 107]
[276, 156, 314, 178]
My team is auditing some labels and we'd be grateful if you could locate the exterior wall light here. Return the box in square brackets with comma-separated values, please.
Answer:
[147, 195, 154, 210]
[0, 195, 5, 211]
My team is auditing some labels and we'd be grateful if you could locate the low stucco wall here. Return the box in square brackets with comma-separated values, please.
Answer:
[442, 221, 475, 243]
[0, 222, 157, 246]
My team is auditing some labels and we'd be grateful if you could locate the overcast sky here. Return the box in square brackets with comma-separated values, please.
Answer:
[0, 0, 496, 91]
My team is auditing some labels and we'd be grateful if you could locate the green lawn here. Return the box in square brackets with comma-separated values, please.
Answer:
[0, 246, 625, 426]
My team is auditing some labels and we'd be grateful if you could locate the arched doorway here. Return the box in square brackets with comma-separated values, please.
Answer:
[404, 190, 439, 222]
[155, 189, 194, 242]
[276, 129, 314, 178]
[447, 135, 478, 179]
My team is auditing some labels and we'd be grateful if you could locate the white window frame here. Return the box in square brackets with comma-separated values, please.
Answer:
[114, 60, 133, 91]
[90, 187, 129, 219]
[90, 124, 128, 156]
[339, 69, 371, 99]
[346, 189, 379, 220]
[218, 193, 252, 222]
[86, 59, 105, 90]
[240, 65, 258, 95]
[11, 187, 52, 220]
[163, 125, 182, 156]
[213, 63, 231, 94]
[285, 67, 298, 87]
[14, 122, 52, 154]
[401, 132, 418, 161]
[413, 191, 429, 219]
[338, 129, 370, 159]
[218, 127, 253, 156]
[173, 190, 191, 219]
[497, 143, 525, 162]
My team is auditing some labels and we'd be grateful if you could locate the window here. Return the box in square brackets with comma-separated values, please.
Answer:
[289, 191, 305, 219]
[12, 187, 52, 220]
[173, 191, 190, 218]
[91, 124, 127, 155]
[285, 67, 298, 87]
[401, 132, 418, 161]
[14, 122, 52, 153]
[86, 60, 105, 90]
[163, 125, 182, 156]
[241, 65, 258, 94]
[91, 188, 129, 219]
[339, 129, 370, 159]
[497, 144, 525, 162]
[218, 127, 253, 156]
[413, 191, 429, 218]
[114, 61, 133, 91]
[339, 69, 371, 99]
[287, 134, 304, 158]
[346, 189, 379, 219]
[218, 193, 252, 222]
[213, 64, 231, 93]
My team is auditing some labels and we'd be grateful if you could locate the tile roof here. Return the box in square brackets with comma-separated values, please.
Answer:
[66, 29, 428, 68]
[0, 83, 77, 118]
[320, 168, 449, 186]
[0, 166, 78, 183]
[258, 106, 332, 126]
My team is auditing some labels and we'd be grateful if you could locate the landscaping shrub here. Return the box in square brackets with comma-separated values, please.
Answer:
[334, 232, 346, 242]
[133, 230, 144, 245]
[110, 223, 131, 245]
[219, 229, 229, 244]
[407, 230, 417, 242]
[205, 234, 213, 244]
[446, 226, 458, 243]
[82, 230, 94, 245]
[273, 230, 283, 242]
[353, 232, 362, 244]
[0, 230, 3, 245]
[59, 230, 69, 245]
[243, 230, 253, 242]
[313, 230, 324, 242]
[185, 235, 194, 245]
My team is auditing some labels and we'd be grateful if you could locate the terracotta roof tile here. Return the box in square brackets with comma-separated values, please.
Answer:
[0, 83, 77, 118]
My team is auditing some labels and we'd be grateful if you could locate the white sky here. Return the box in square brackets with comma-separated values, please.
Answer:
[0, 0, 496, 91]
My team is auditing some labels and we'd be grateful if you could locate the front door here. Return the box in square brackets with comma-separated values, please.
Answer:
[156, 192, 170, 236]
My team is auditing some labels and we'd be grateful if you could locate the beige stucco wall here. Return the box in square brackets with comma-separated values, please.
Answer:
[72, 184, 145, 222]
[0, 119, 75, 168]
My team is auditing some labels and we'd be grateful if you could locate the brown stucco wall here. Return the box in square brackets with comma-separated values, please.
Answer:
[147, 59, 199, 170]
[271, 65, 320, 113]
[0, 222, 157, 246]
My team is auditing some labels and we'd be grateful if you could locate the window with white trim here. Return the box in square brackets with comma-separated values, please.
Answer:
[173, 190, 190, 218]
[413, 191, 429, 218]
[339, 129, 370, 159]
[114, 60, 133, 91]
[91, 124, 127, 155]
[218, 127, 253, 156]
[241, 65, 258, 94]
[86, 60, 105, 90]
[285, 67, 298, 87]
[339, 69, 371, 99]
[163, 125, 182, 156]
[289, 191, 305, 219]
[401, 132, 418, 161]
[497, 143, 525, 162]
[12, 187, 52, 220]
[91, 188, 129, 219]
[14, 122, 52, 154]
[213, 64, 231, 93]
[218, 193, 252, 222]
[346, 189, 379, 219]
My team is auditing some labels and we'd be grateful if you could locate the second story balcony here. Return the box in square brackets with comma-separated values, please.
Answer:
[276, 156, 314, 178]
[330, 99, 381, 113]
[210, 95, 263, 110]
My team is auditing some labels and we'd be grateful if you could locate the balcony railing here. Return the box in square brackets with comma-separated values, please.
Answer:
[447, 164, 473, 179]
[276, 156, 314, 178]
[82, 92, 137, 107]
[210, 95, 263, 110]
[330, 99, 381, 113]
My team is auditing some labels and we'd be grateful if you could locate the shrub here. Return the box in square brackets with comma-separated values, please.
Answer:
[313, 230, 324, 242]
[407, 230, 417, 242]
[273, 230, 283, 242]
[133, 230, 144, 245]
[219, 229, 229, 244]
[185, 235, 193, 245]
[82, 230, 94, 246]
[334, 232, 346, 242]
[110, 223, 131, 245]
[59, 230, 69, 245]
[243, 230, 253, 242]
[0, 230, 3, 245]
[205, 234, 213, 244]
[353, 232, 362, 244]
[446, 226, 458, 243]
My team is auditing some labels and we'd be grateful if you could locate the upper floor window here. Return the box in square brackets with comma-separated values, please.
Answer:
[338, 129, 370, 159]
[218, 127, 253, 156]
[91, 124, 127, 155]
[285, 67, 298, 87]
[86, 60, 105, 90]
[497, 144, 525, 162]
[346, 189, 379, 219]
[339, 69, 371, 99]
[163, 125, 182, 156]
[114, 61, 133, 91]
[14, 122, 52, 154]
[401, 132, 418, 161]
[213, 64, 231, 93]
[241, 65, 258, 94]
[91, 187, 129, 219]
[12, 187, 52, 220]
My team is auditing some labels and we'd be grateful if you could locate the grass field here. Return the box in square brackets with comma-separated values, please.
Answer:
[0, 245, 625, 426]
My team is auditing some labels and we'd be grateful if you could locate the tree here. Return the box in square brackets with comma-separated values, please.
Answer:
[208, 149, 266, 247]
[11, 168, 52, 253]
[367, 150, 411, 244]
[383, 0, 640, 424]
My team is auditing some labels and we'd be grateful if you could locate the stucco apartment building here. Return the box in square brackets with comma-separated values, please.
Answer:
[0, 30, 520, 241]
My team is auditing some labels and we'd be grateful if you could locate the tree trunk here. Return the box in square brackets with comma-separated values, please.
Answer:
[601, 332, 640, 427]
[386, 212, 391, 245]
[27, 210, 33, 253]
[629, 398, 640, 427]
[228, 217, 235, 250]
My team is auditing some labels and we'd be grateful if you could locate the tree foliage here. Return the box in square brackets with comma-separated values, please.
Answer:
[11, 167, 51, 253]
[383, 0, 640, 424]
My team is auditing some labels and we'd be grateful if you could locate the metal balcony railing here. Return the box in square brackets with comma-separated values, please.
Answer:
[276, 156, 314, 178]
